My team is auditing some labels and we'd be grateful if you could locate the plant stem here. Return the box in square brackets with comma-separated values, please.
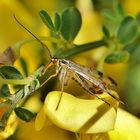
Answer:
[0, 78, 32, 85]
[0, 66, 44, 130]
[55, 40, 106, 58]
[0, 89, 23, 130]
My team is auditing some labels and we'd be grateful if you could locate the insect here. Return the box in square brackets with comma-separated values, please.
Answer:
[14, 15, 123, 110]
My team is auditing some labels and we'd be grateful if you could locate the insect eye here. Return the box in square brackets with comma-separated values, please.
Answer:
[51, 57, 58, 63]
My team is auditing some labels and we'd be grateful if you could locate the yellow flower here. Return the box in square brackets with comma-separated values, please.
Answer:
[35, 91, 140, 140]
[36, 91, 118, 133]
[17, 119, 75, 140]
[79, 108, 140, 140]
[44, 91, 118, 133]
[108, 108, 140, 140]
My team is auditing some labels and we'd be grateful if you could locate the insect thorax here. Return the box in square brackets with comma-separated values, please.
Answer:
[56, 59, 72, 85]
[57, 59, 69, 69]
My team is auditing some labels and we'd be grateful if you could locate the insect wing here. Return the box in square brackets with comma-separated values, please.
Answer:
[67, 60, 117, 88]
[67, 60, 104, 87]
[73, 73, 110, 105]
[66, 60, 118, 98]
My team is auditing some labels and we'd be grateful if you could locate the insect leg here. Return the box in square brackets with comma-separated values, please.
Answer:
[107, 76, 117, 87]
[55, 68, 68, 110]
[104, 87, 124, 105]
[75, 74, 110, 106]
[72, 77, 87, 92]
[41, 61, 55, 75]
[38, 65, 62, 89]
[39, 73, 58, 89]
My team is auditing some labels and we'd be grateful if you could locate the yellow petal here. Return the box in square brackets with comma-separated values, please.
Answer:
[35, 106, 52, 131]
[44, 91, 119, 133]
[108, 108, 140, 140]
[71, 108, 140, 140]
[17, 120, 75, 140]
[24, 94, 43, 113]
[35, 106, 46, 131]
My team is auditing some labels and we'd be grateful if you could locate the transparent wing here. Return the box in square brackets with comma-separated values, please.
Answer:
[67, 60, 117, 88]
[74, 72, 121, 103]
[73, 73, 110, 105]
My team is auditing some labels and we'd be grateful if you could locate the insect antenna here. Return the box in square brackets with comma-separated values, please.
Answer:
[13, 14, 52, 59]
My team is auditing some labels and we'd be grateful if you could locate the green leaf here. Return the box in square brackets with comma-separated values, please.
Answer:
[0, 84, 10, 98]
[19, 57, 28, 77]
[102, 9, 115, 21]
[123, 42, 140, 54]
[0, 73, 10, 98]
[60, 7, 82, 41]
[54, 12, 61, 31]
[117, 16, 138, 45]
[114, 1, 124, 17]
[14, 107, 35, 122]
[128, 43, 140, 64]
[105, 51, 130, 64]
[40, 10, 55, 31]
[0, 66, 23, 79]
[102, 25, 110, 39]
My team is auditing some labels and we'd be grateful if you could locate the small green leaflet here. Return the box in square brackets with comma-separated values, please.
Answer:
[54, 12, 61, 31]
[14, 107, 35, 122]
[60, 7, 82, 42]
[40, 10, 55, 31]
[0, 66, 23, 79]
[105, 51, 129, 64]
[117, 16, 138, 45]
